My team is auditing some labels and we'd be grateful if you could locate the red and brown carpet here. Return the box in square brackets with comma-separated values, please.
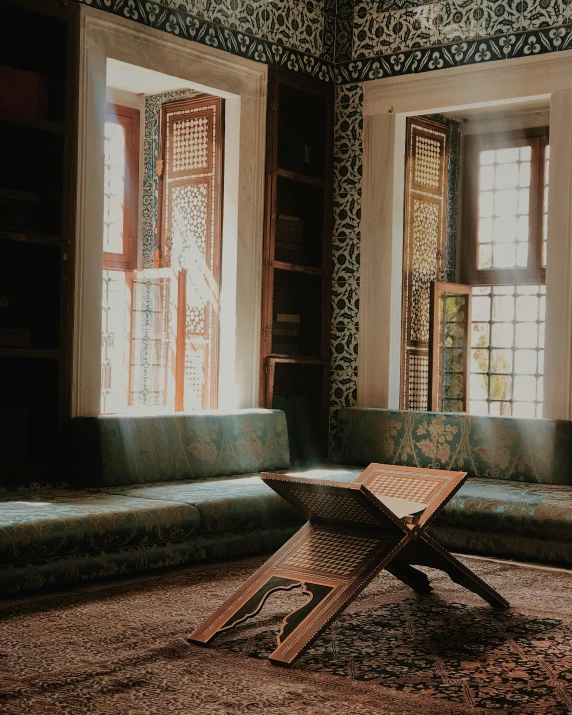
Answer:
[0, 555, 571, 714]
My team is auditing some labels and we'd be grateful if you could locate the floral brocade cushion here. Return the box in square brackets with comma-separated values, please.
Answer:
[336, 409, 572, 485]
[70, 410, 290, 487]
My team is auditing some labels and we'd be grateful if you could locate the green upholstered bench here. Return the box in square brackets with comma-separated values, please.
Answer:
[2, 406, 571, 598]
[335, 408, 572, 567]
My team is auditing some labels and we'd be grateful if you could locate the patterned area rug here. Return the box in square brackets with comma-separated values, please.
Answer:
[0, 555, 571, 714]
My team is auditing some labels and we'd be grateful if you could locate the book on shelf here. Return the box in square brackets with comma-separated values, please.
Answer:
[0, 328, 32, 348]
[276, 313, 300, 323]
[276, 215, 303, 249]
[0, 65, 49, 120]
[273, 343, 300, 355]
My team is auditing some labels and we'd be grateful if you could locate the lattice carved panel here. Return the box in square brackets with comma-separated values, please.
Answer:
[170, 182, 209, 267]
[289, 489, 380, 526]
[407, 352, 429, 411]
[159, 96, 223, 411]
[411, 199, 440, 343]
[171, 115, 210, 173]
[414, 134, 442, 190]
[281, 529, 380, 578]
[401, 117, 449, 410]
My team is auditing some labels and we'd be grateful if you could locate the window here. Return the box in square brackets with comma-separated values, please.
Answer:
[103, 104, 139, 270]
[100, 96, 224, 414]
[463, 129, 549, 417]
[101, 103, 140, 414]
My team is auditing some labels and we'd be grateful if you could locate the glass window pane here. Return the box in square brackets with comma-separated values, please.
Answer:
[537, 376, 544, 402]
[495, 189, 518, 216]
[514, 350, 537, 374]
[518, 188, 530, 215]
[519, 162, 531, 188]
[516, 295, 538, 321]
[490, 374, 512, 400]
[497, 147, 520, 163]
[491, 322, 514, 348]
[493, 216, 517, 242]
[470, 400, 489, 415]
[490, 348, 513, 373]
[514, 375, 536, 401]
[516, 242, 528, 268]
[513, 402, 536, 417]
[479, 191, 494, 217]
[492, 243, 516, 268]
[519, 146, 532, 161]
[471, 374, 489, 400]
[515, 322, 538, 348]
[472, 322, 490, 347]
[471, 348, 489, 373]
[538, 350, 544, 373]
[478, 244, 492, 269]
[480, 165, 495, 191]
[492, 295, 514, 321]
[517, 215, 529, 241]
[480, 150, 496, 165]
[472, 296, 491, 321]
[479, 218, 493, 243]
[495, 163, 518, 190]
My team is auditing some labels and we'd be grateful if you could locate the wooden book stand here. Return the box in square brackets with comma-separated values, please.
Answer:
[189, 464, 509, 667]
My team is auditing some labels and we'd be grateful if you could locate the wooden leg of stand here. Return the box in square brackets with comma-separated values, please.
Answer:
[397, 534, 509, 609]
[188, 524, 313, 645]
[386, 563, 433, 594]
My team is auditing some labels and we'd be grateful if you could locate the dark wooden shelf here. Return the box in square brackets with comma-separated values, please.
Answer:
[269, 354, 325, 364]
[0, 348, 60, 359]
[0, 230, 65, 246]
[273, 261, 322, 276]
[275, 168, 325, 187]
[0, 111, 66, 135]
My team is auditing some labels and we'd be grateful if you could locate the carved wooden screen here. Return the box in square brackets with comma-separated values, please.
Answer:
[429, 282, 472, 413]
[401, 117, 449, 410]
[158, 96, 224, 411]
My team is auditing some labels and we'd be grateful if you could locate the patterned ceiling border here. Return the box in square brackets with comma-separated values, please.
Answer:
[76, 1, 572, 87]
[75, 0, 335, 83]
[335, 25, 572, 83]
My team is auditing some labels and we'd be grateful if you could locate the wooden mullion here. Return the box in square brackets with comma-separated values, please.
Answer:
[103, 103, 139, 271]
[175, 269, 187, 412]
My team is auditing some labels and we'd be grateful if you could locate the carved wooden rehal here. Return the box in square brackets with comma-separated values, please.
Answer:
[189, 464, 509, 666]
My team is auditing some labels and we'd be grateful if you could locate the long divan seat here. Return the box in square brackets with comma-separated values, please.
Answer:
[0, 410, 358, 597]
[2, 406, 572, 598]
[335, 408, 572, 567]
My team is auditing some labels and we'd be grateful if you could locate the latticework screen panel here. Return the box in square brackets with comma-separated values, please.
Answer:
[160, 96, 223, 411]
[401, 118, 449, 410]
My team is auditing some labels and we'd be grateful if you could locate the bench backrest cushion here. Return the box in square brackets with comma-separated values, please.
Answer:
[336, 408, 572, 485]
[70, 410, 290, 487]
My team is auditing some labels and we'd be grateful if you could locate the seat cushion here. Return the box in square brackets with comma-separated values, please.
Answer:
[111, 465, 364, 535]
[435, 478, 572, 541]
[0, 491, 201, 565]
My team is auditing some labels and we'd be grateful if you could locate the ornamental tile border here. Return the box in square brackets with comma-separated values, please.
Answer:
[76, 0, 335, 83]
[335, 25, 572, 84]
[76, 0, 572, 87]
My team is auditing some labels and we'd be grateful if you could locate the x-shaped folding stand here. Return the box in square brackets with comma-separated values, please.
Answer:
[189, 463, 509, 666]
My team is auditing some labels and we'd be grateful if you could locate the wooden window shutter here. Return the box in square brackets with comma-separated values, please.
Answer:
[428, 281, 472, 412]
[157, 96, 224, 411]
[400, 117, 449, 411]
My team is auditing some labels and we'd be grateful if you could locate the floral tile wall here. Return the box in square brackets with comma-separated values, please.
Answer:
[341, 0, 572, 83]
[329, 83, 363, 454]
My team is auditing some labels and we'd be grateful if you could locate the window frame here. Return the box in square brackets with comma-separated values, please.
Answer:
[103, 102, 140, 271]
[462, 126, 549, 286]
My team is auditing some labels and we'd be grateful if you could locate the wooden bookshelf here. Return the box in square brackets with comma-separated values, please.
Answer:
[0, 0, 78, 481]
[260, 69, 333, 464]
